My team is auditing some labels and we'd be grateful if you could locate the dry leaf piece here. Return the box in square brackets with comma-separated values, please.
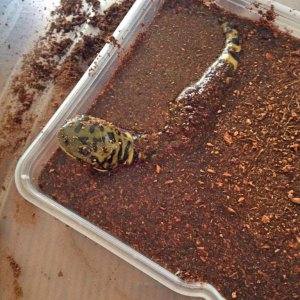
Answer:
[223, 132, 233, 144]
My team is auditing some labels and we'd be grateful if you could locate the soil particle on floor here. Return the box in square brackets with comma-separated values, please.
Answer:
[7, 255, 21, 278]
[7, 255, 23, 298]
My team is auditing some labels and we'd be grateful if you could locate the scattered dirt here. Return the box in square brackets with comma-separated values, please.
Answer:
[39, 1, 300, 299]
[257, 4, 277, 31]
[7, 255, 21, 278]
[13, 280, 24, 299]
[7, 255, 23, 298]
[0, 0, 134, 178]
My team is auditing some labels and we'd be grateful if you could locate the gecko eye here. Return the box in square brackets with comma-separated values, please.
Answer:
[79, 114, 89, 121]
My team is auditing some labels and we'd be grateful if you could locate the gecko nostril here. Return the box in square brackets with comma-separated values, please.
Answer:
[62, 135, 69, 146]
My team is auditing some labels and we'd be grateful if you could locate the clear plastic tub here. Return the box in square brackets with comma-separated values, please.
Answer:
[15, 0, 300, 299]
[216, 0, 300, 38]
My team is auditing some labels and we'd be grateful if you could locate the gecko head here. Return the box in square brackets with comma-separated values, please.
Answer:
[57, 115, 135, 171]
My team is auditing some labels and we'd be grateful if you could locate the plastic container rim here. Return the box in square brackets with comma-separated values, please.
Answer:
[15, 0, 300, 299]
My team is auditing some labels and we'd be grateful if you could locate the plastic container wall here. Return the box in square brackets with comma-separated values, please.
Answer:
[15, 0, 300, 299]
[215, 0, 300, 38]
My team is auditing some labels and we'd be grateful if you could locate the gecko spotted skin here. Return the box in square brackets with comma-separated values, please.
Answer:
[57, 22, 241, 172]
[57, 115, 139, 172]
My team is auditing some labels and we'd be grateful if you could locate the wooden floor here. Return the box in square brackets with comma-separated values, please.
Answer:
[0, 1, 200, 299]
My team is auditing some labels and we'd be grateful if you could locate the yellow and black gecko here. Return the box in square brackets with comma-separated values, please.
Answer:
[57, 22, 241, 172]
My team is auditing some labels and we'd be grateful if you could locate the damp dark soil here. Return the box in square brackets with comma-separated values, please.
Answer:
[39, 1, 300, 299]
